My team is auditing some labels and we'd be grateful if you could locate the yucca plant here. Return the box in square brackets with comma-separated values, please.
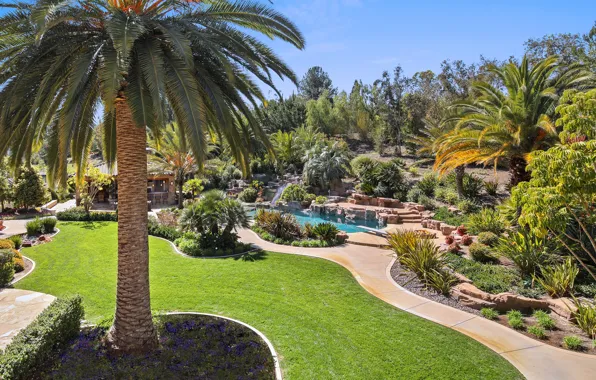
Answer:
[535, 258, 579, 297]
[434, 56, 594, 186]
[0, 0, 304, 353]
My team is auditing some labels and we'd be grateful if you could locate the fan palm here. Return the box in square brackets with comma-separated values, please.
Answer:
[148, 123, 197, 209]
[303, 141, 351, 190]
[0, 0, 304, 353]
[434, 56, 594, 186]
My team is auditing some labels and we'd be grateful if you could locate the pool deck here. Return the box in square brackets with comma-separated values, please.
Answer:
[346, 222, 444, 248]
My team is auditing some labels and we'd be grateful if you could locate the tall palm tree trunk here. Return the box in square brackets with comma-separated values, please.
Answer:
[178, 178, 184, 209]
[509, 155, 531, 187]
[107, 96, 158, 353]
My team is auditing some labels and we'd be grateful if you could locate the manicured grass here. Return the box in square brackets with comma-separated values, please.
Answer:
[17, 222, 522, 379]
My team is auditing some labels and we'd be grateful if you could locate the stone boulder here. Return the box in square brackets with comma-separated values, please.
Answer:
[440, 224, 456, 236]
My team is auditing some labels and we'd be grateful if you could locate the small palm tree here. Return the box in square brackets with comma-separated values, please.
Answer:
[148, 124, 197, 209]
[0, 0, 303, 353]
[303, 141, 351, 191]
[434, 56, 594, 186]
[179, 190, 249, 235]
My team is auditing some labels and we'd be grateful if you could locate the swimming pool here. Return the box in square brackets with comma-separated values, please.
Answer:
[249, 209, 383, 233]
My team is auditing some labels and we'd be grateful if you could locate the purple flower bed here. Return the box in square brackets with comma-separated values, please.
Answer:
[38, 314, 275, 379]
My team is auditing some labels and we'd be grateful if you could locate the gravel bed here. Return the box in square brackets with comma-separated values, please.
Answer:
[390, 260, 481, 316]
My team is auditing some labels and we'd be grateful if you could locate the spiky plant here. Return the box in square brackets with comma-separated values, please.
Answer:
[434, 55, 594, 186]
[0, 0, 304, 353]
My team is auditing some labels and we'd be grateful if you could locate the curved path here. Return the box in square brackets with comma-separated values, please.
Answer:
[238, 229, 596, 380]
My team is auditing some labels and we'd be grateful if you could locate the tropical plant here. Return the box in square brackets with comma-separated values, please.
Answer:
[179, 190, 249, 236]
[183, 179, 204, 199]
[535, 258, 579, 297]
[527, 325, 547, 339]
[497, 231, 551, 276]
[311, 223, 340, 242]
[303, 142, 350, 190]
[271, 131, 301, 171]
[0, 169, 11, 212]
[480, 308, 499, 320]
[467, 208, 506, 235]
[417, 173, 438, 196]
[507, 310, 524, 330]
[435, 56, 594, 186]
[253, 209, 302, 241]
[148, 124, 197, 209]
[533, 310, 556, 330]
[514, 89, 596, 281]
[572, 297, 596, 339]
[484, 180, 499, 196]
[0, 0, 304, 352]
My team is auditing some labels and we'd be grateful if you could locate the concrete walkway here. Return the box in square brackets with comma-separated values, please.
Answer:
[238, 229, 596, 380]
[0, 289, 56, 349]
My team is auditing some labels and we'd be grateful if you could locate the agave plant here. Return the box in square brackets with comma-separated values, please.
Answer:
[0, 0, 304, 352]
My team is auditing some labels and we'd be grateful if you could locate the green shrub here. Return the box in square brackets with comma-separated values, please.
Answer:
[467, 208, 505, 235]
[0, 249, 15, 286]
[7, 235, 22, 249]
[406, 187, 423, 203]
[497, 230, 550, 276]
[456, 199, 479, 214]
[303, 193, 316, 205]
[12, 250, 25, 273]
[572, 297, 596, 339]
[477, 232, 499, 247]
[445, 253, 522, 294]
[563, 335, 583, 350]
[25, 218, 43, 235]
[177, 238, 202, 256]
[56, 207, 117, 222]
[535, 258, 578, 298]
[0, 296, 84, 380]
[507, 310, 524, 330]
[418, 195, 436, 211]
[238, 187, 258, 203]
[481, 308, 499, 320]
[350, 155, 376, 178]
[312, 222, 340, 242]
[315, 196, 327, 204]
[469, 243, 495, 263]
[576, 284, 596, 298]
[533, 310, 556, 330]
[41, 217, 57, 233]
[527, 325, 546, 339]
[408, 166, 419, 176]
[0, 239, 15, 249]
[281, 184, 308, 202]
[147, 218, 182, 242]
[417, 173, 438, 196]
[484, 180, 499, 196]
[434, 187, 447, 202]
[445, 172, 484, 199]
[432, 207, 468, 226]
[444, 190, 460, 205]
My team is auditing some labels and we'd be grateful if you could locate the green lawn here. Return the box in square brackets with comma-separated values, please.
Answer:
[17, 222, 522, 379]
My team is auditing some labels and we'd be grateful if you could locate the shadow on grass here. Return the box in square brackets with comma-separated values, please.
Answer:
[235, 250, 268, 262]
[62, 221, 113, 230]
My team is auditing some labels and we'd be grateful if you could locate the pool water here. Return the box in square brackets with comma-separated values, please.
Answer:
[249, 209, 383, 233]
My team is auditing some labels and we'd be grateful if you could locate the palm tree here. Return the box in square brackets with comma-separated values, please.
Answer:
[148, 124, 197, 209]
[0, 0, 303, 353]
[303, 141, 351, 191]
[434, 56, 594, 186]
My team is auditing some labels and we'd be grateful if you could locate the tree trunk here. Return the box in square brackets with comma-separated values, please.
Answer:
[106, 97, 158, 353]
[455, 165, 465, 198]
[509, 155, 531, 187]
[75, 185, 81, 207]
[178, 179, 184, 209]
[395, 128, 402, 156]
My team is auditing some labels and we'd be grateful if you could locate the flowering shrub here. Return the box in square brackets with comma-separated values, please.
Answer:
[445, 236, 455, 245]
[461, 235, 473, 246]
[456, 225, 467, 236]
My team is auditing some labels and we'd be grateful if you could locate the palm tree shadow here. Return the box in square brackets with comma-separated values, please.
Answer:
[235, 250, 268, 262]
[79, 222, 112, 230]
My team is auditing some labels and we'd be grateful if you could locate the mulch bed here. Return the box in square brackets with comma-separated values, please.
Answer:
[390, 260, 481, 316]
[37, 314, 276, 379]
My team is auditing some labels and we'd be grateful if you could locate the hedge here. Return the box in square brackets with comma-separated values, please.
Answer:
[56, 207, 117, 222]
[0, 296, 84, 380]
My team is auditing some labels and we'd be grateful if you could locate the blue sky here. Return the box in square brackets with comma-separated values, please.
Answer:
[264, 0, 596, 98]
